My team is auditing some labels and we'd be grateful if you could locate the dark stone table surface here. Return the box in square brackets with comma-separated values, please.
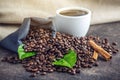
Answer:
[0, 22, 120, 80]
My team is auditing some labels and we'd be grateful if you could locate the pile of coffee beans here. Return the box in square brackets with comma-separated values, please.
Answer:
[1, 27, 119, 77]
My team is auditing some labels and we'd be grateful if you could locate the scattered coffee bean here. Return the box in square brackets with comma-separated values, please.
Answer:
[76, 69, 80, 73]
[30, 73, 36, 77]
[112, 42, 117, 46]
[40, 72, 47, 75]
[1, 57, 7, 62]
[70, 69, 76, 75]
[93, 62, 99, 66]
[88, 64, 92, 68]
[36, 71, 40, 74]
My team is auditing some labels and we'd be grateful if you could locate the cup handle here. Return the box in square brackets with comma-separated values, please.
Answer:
[48, 17, 56, 38]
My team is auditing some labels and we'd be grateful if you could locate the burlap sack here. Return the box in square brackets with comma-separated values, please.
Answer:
[0, 17, 55, 53]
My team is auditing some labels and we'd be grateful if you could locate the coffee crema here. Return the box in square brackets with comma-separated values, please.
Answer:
[59, 9, 88, 16]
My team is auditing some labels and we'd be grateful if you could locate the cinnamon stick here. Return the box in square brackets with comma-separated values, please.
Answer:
[92, 51, 98, 60]
[89, 40, 112, 61]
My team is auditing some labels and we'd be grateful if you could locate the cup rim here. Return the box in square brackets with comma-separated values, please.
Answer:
[56, 7, 91, 18]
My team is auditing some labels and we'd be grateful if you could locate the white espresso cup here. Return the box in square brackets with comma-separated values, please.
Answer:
[53, 7, 91, 37]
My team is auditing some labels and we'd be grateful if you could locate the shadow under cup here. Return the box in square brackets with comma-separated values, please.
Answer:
[54, 7, 91, 37]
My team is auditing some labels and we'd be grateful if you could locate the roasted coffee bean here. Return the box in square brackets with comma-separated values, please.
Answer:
[39, 54, 45, 61]
[112, 50, 117, 54]
[1, 57, 7, 62]
[116, 49, 119, 52]
[48, 69, 54, 73]
[88, 64, 92, 68]
[31, 68, 38, 72]
[36, 71, 40, 74]
[42, 67, 48, 72]
[1, 27, 119, 77]
[82, 64, 89, 68]
[30, 73, 36, 77]
[112, 42, 117, 46]
[76, 69, 80, 73]
[70, 69, 76, 75]
[40, 72, 47, 75]
[93, 62, 99, 66]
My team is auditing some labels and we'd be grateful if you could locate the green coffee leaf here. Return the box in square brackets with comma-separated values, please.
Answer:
[18, 44, 36, 60]
[52, 50, 77, 68]
[52, 59, 72, 68]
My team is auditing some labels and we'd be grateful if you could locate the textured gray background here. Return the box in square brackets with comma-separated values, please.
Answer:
[0, 22, 120, 80]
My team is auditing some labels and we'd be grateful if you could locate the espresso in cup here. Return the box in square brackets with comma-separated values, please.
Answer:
[59, 9, 88, 16]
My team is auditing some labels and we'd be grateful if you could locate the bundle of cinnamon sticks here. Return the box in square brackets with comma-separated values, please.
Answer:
[89, 40, 112, 61]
